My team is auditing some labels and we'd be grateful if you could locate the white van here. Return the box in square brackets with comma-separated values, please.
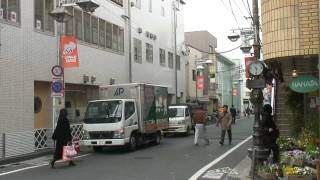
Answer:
[163, 105, 192, 136]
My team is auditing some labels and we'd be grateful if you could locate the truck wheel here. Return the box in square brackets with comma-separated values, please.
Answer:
[154, 132, 161, 145]
[129, 134, 137, 151]
[93, 146, 103, 152]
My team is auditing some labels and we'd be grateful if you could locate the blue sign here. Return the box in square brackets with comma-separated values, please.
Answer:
[114, 88, 124, 96]
[52, 81, 63, 93]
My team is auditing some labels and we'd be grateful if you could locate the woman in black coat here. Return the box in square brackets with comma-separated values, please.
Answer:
[261, 104, 279, 163]
[50, 108, 75, 168]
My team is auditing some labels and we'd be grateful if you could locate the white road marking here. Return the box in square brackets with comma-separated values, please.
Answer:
[0, 154, 90, 176]
[188, 135, 252, 180]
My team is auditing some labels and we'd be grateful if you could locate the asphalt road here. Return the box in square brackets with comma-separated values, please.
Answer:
[0, 117, 254, 180]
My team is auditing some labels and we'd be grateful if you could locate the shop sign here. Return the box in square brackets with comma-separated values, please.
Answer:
[289, 75, 319, 93]
[60, 36, 80, 68]
[197, 75, 204, 90]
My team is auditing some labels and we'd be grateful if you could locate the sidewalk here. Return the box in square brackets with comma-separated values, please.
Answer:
[0, 146, 92, 166]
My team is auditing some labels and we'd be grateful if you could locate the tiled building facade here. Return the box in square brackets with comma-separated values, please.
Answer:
[261, 0, 319, 136]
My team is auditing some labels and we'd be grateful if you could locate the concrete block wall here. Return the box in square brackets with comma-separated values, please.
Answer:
[261, 0, 319, 60]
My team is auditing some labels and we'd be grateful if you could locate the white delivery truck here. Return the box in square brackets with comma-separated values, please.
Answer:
[163, 105, 192, 136]
[82, 83, 169, 152]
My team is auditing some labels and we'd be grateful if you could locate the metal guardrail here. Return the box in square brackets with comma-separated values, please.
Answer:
[0, 124, 83, 160]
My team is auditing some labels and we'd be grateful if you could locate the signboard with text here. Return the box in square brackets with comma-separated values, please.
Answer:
[60, 36, 80, 68]
[197, 75, 204, 90]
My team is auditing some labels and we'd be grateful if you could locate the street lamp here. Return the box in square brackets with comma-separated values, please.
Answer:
[228, 31, 240, 42]
[49, 0, 100, 130]
[195, 59, 213, 102]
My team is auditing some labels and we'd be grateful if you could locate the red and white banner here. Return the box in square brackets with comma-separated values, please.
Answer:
[197, 75, 204, 90]
[60, 36, 79, 68]
[232, 88, 237, 96]
[244, 56, 256, 79]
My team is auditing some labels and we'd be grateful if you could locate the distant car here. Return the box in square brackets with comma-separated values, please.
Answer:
[163, 105, 192, 136]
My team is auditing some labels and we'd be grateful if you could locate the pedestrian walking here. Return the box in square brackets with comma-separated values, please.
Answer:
[50, 108, 75, 168]
[229, 105, 236, 124]
[245, 107, 250, 118]
[216, 105, 232, 145]
[192, 107, 209, 146]
[261, 104, 280, 163]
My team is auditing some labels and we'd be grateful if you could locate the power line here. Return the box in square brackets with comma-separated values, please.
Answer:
[246, 0, 253, 18]
[216, 44, 242, 54]
[228, 0, 241, 29]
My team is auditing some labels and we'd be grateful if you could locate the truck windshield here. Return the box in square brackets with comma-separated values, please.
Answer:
[168, 108, 184, 118]
[83, 101, 123, 124]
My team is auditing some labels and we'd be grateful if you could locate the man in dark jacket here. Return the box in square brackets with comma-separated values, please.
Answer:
[229, 105, 236, 124]
[192, 107, 209, 146]
[51, 108, 75, 168]
[261, 104, 279, 163]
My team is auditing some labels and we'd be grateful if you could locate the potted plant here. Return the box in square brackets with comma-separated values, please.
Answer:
[258, 163, 280, 180]
[283, 166, 313, 180]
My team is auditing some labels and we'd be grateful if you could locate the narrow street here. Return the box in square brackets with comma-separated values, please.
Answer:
[0, 117, 253, 180]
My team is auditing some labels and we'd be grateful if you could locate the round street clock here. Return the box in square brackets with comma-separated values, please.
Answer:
[249, 61, 264, 76]
[51, 65, 64, 77]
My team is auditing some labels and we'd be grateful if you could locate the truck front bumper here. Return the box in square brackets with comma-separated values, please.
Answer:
[163, 126, 187, 133]
[81, 138, 129, 146]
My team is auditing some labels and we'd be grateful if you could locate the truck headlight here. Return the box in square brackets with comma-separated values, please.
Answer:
[83, 130, 90, 139]
[113, 128, 125, 139]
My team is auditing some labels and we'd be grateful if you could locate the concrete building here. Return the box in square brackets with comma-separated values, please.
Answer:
[215, 54, 235, 109]
[261, 0, 319, 136]
[185, 31, 218, 112]
[0, 0, 186, 158]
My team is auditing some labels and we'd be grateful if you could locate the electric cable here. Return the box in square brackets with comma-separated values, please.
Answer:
[246, 0, 253, 18]
[228, 0, 241, 29]
[216, 44, 242, 54]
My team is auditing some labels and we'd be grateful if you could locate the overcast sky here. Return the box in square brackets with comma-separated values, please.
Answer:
[183, 0, 254, 60]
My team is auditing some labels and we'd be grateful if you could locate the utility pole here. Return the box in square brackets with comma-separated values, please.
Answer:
[173, 1, 178, 103]
[128, 0, 132, 83]
[248, 0, 269, 178]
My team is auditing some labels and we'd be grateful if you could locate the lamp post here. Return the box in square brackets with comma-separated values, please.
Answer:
[195, 59, 213, 102]
[49, 0, 99, 130]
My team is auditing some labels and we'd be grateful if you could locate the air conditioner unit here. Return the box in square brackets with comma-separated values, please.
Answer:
[137, 27, 142, 33]
[145, 32, 150, 37]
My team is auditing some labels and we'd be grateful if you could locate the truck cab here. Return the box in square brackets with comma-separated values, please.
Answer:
[82, 99, 139, 152]
[163, 105, 192, 136]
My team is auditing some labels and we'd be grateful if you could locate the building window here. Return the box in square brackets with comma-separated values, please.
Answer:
[135, 0, 141, 9]
[91, 16, 98, 45]
[192, 70, 196, 81]
[34, 0, 54, 32]
[74, 9, 83, 40]
[159, 48, 165, 66]
[112, 24, 119, 51]
[134, 38, 142, 63]
[65, 7, 74, 35]
[209, 45, 214, 53]
[168, 52, 173, 68]
[119, 27, 124, 52]
[106, 22, 112, 49]
[99, 19, 105, 47]
[111, 0, 123, 7]
[146, 43, 153, 63]
[176, 55, 180, 70]
[0, 0, 20, 24]
[83, 12, 91, 43]
[148, 0, 152, 12]
[161, 6, 165, 16]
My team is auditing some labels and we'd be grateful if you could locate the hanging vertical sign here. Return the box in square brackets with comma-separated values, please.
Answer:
[60, 36, 80, 68]
[197, 75, 204, 90]
[244, 56, 256, 79]
[232, 88, 237, 96]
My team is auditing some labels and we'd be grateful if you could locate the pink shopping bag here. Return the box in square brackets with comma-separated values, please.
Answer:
[62, 145, 77, 161]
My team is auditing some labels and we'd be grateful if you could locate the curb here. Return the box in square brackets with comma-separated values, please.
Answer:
[0, 149, 54, 166]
